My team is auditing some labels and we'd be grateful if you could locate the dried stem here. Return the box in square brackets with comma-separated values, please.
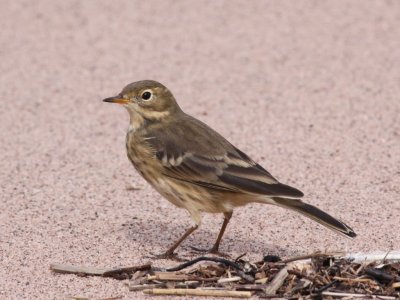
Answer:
[143, 288, 252, 298]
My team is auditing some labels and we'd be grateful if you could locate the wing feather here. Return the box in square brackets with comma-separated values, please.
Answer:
[144, 114, 304, 198]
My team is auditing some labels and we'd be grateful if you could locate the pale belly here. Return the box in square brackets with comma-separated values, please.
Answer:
[151, 177, 233, 225]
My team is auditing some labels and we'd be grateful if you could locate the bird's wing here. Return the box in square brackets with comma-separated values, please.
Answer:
[144, 115, 304, 198]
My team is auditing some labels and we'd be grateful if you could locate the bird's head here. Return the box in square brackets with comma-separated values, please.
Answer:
[103, 80, 181, 123]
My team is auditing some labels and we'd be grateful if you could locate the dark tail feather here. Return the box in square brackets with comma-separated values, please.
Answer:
[272, 197, 357, 238]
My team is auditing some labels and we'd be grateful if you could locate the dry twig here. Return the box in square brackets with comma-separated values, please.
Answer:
[263, 267, 288, 295]
[50, 263, 151, 279]
[143, 288, 252, 298]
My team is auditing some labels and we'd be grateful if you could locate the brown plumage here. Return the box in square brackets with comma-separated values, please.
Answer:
[103, 80, 356, 258]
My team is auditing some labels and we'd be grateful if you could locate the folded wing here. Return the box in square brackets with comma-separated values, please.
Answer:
[145, 115, 303, 199]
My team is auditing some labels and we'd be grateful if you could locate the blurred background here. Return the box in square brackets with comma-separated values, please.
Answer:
[1, 1, 399, 298]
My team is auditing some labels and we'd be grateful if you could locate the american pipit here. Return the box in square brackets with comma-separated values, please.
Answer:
[103, 80, 356, 258]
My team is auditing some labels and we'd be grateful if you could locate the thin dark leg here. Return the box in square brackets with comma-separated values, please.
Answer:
[161, 225, 198, 258]
[209, 211, 233, 253]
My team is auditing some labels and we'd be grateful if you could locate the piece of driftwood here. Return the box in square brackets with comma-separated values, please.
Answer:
[332, 276, 377, 284]
[50, 263, 151, 279]
[263, 267, 288, 295]
[51, 264, 108, 276]
[128, 283, 165, 291]
[321, 291, 397, 299]
[234, 284, 268, 291]
[281, 250, 400, 266]
[143, 288, 252, 298]
[217, 276, 242, 283]
[147, 272, 190, 281]
[345, 251, 400, 263]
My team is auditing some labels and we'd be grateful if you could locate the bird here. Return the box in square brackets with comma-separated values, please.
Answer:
[103, 80, 356, 258]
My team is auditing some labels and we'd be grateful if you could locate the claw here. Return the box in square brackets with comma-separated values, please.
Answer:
[148, 251, 187, 262]
[189, 246, 208, 252]
[189, 246, 230, 258]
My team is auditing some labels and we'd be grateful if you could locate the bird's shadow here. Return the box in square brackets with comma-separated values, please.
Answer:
[122, 213, 293, 259]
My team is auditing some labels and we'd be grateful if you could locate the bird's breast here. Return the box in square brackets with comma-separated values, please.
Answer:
[125, 130, 161, 183]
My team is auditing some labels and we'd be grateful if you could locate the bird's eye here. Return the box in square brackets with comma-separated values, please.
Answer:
[141, 90, 152, 100]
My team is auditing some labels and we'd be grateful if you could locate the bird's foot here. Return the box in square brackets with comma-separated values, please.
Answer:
[189, 246, 230, 257]
[147, 251, 186, 262]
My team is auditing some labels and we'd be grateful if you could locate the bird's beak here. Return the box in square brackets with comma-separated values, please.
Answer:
[102, 95, 130, 104]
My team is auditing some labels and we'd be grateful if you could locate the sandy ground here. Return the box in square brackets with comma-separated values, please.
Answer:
[1, 0, 399, 299]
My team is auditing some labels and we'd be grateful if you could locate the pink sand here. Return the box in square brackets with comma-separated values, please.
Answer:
[1, 0, 399, 298]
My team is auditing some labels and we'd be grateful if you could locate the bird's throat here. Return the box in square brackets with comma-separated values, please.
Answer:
[127, 108, 146, 132]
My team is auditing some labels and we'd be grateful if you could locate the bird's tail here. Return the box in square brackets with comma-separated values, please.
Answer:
[271, 197, 357, 238]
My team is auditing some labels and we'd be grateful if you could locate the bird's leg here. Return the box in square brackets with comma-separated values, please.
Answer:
[209, 211, 232, 254]
[190, 212, 232, 256]
[157, 225, 199, 259]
